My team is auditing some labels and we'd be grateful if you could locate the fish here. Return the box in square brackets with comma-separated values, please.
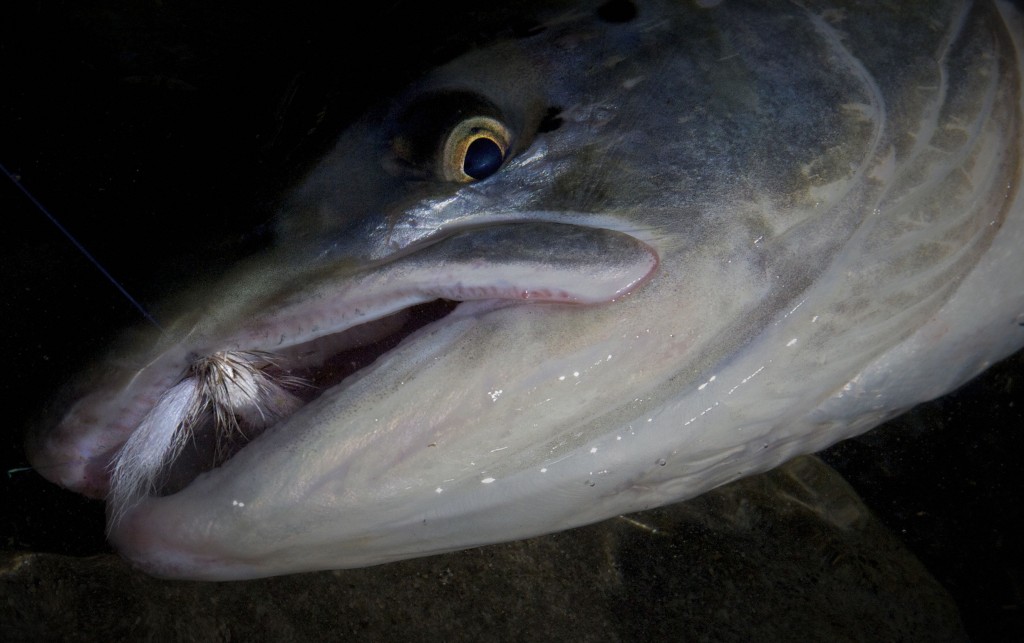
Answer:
[23, 0, 1024, 581]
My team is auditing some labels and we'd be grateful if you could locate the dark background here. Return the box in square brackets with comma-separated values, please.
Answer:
[2, 1, 1021, 639]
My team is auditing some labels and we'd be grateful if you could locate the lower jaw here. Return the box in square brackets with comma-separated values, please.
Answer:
[148, 298, 462, 498]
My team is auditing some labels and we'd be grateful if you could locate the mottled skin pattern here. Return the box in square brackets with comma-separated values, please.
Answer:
[27, 0, 1024, 579]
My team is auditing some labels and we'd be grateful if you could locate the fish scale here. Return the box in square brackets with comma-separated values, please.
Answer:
[25, 0, 1024, 580]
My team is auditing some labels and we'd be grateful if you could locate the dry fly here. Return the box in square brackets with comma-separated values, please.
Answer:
[2, 164, 307, 521]
[108, 350, 304, 523]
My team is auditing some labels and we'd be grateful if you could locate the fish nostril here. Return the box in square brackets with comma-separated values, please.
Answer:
[538, 107, 564, 134]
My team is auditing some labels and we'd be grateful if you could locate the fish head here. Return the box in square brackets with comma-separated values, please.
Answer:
[26, 0, 1024, 579]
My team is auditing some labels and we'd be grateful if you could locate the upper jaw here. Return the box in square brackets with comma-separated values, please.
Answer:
[28, 220, 659, 506]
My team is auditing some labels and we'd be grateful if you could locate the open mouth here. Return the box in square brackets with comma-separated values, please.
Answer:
[64, 221, 659, 518]
[216, 297, 463, 445]
[127, 298, 462, 503]
[285, 299, 460, 399]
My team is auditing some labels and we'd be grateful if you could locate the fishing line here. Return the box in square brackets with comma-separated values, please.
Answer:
[2, 162, 163, 331]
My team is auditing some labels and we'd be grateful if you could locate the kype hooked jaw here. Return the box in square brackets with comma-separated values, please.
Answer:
[83, 222, 658, 524]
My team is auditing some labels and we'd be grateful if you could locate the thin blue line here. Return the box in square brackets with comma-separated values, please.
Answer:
[2, 162, 163, 330]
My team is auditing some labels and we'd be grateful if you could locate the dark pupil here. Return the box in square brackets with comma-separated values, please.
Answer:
[463, 137, 503, 179]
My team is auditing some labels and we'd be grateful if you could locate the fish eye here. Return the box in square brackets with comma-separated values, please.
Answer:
[440, 116, 511, 183]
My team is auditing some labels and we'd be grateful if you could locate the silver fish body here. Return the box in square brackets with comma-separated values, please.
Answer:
[27, 0, 1024, 580]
